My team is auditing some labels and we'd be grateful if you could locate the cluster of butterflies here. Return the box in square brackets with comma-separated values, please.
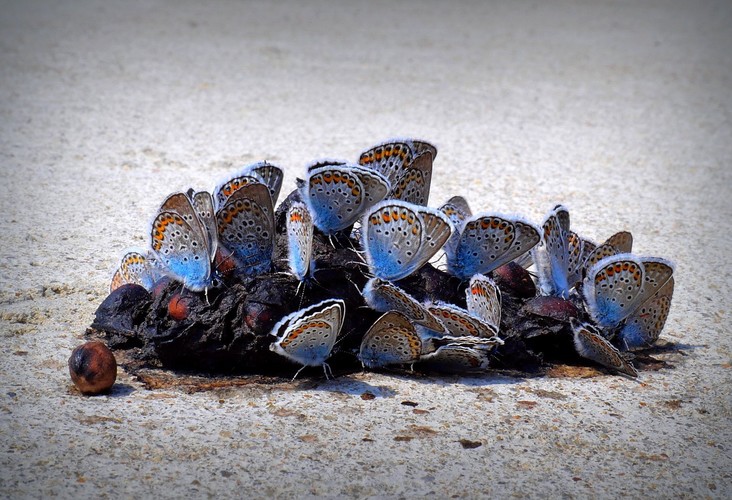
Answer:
[110, 139, 675, 379]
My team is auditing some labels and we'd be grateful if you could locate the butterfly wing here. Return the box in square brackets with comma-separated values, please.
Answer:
[213, 175, 262, 210]
[362, 202, 449, 281]
[419, 345, 491, 372]
[270, 299, 345, 367]
[190, 190, 218, 258]
[447, 214, 540, 280]
[305, 165, 367, 234]
[426, 302, 499, 338]
[439, 196, 473, 256]
[408, 139, 437, 160]
[216, 183, 274, 276]
[362, 202, 423, 280]
[583, 254, 650, 328]
[535, 205, 572, 297]
[248, 161, 284, 205]
[571, 319, 638, 377]
[465, 274, 502, 329]
[359, 311, 422, 368]
[618, 277, 674, 350]
[563, 231, 588, 284]
[111, 249, 162, 292]
[358, 140, 413, 185]
[150, 211, 212, 291]
[286, 202, 314, 280]
[389, 151, 433, 206]
[363, 278, 446, 333]
[604, 231, 633, 254]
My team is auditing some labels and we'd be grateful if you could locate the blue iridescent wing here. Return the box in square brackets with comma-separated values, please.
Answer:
[286, 202, 314, 280]
[215, 183, 274, 276]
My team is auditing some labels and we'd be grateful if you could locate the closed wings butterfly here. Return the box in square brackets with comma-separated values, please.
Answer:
[358, 311, 422, 369]
[362, 277, 446, 333]
[269, 299, 345, 379]
[532, 205, 585, 298]
[583, 253, 674, 350]
[445, 212, 540, 280]
[286, 201, 314, 281]
[305, 162, 390, 234]
[151, 192, 213, 291]
[358, 138, 437, 186]
[571, 319, 638, 377]
[362, 200, 451, 281]
[215, 182, 275, 276]
[213, 161, 284, 209]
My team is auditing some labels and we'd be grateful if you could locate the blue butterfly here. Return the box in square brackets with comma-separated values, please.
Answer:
[532, 205, 585, 298]
[358, 138, 437, 187]
[215, 182, 274, 276]
[213, 161, 284, 210]
[269, 299, 345, 379]
[150, 192, 214, 291]
[358, 311, 423, 369]
[583, 254, 674, 350]
[445, 212, 540, 280]
[439, 195, 472, 257]
[286, 201, 314, 281]
[464, 274, 502, 330]
[304, 161, 390, 234]
[188, 189, 219, 261]
[362, 200, 452, 281]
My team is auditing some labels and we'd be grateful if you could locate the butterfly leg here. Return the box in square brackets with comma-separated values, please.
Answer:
[291, 365, 307, 381]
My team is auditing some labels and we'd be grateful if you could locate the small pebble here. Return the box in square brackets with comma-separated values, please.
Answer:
[69, 341, 117, 395]
[493, 262, 536, 298]
[168, 293, 191, 321]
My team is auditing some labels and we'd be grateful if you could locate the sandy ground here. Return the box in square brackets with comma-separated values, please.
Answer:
[1, 0, 731, 497]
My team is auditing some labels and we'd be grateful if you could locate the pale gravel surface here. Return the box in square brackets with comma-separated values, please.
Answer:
[1, 0, 731, 497]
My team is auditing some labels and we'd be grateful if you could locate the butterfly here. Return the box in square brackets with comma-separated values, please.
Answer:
[464, 274, 502, 330]
[213, 161, 284, 209]
[362, 277, 446, 333]
[286, 202, 314, 281]
[362, 200, 452, 281]
[533, 205, 585, 298]
[187, 189, 218, 259]
[445, 212, 541, 280]
[215, 182, 275, 276]
[419, 345, 491, 373]
[358, 311, 423, 369]
[269, 299, 345, 379]
[426, 302, 501, 340]
[304, 161, 390, 235]
[571, 319, 638, 377]
[358, 138, 437, 187]
[151, 192, 214, 291]
[583, 254, 674, 350]
[439, 195, 472, 256]
[110, 249, 163, 292]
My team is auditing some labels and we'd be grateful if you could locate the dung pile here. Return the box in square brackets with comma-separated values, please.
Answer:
[90, 139, 676, 380]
